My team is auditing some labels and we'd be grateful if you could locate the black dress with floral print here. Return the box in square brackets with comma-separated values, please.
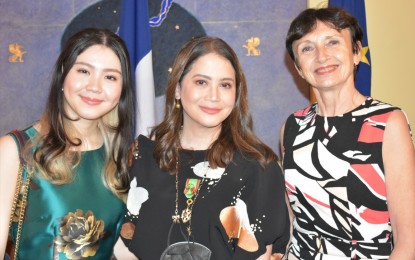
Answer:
[121, 135, 290, 259]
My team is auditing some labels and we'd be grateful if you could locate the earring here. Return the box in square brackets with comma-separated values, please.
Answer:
[175, 99, 181, 109]
[61, 88, 64, 92]
[353, 63, 358, 74]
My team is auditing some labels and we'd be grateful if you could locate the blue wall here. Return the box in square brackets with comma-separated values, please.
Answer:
[0, 0, 309, 155]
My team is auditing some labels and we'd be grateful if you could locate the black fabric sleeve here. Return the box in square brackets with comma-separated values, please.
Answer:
[237, 159, 290, 257]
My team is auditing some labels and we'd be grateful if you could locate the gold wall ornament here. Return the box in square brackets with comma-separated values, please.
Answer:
[307, 0, 328, 9]
[242, 37, 261, 56]
[9, 43, 27, 63]
[316, 1, 328, 8]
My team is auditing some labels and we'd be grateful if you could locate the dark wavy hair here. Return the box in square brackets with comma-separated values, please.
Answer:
[32, 28, 134, 197]
[286, 7, 363, 64]
[150, 36, 277, 174]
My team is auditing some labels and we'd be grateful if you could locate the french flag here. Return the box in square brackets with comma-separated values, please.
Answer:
[119, 0, 156, 136]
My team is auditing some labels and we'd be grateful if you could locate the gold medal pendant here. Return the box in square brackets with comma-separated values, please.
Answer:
[181, 198, 193, 223]
[174, 162, 208, 235]
[181, 208, 192, 223]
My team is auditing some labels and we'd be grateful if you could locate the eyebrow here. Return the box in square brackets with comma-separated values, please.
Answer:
[74, 61, 122, 74]
[324, 34, 340, 40]
[192, 74, 235, 82]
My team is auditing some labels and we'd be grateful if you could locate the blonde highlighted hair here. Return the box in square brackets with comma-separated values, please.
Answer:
[25, 28, 134, 199]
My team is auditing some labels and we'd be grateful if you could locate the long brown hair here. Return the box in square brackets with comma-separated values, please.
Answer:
[150, 36, 277, 174]
[28, 28, 134, 198]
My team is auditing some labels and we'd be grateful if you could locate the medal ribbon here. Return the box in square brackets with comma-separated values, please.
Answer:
[184, 178, 201, 199]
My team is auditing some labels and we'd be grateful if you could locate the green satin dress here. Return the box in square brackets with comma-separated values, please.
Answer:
[8, 127, 125, 259]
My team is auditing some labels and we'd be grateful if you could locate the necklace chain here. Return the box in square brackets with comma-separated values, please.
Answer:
[185, 173, 205, 236]
[173, 157, 208, 236]
[172, 160, 180, 223]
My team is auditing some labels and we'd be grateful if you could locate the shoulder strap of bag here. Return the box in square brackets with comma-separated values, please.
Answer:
[7, 129, 31, 260]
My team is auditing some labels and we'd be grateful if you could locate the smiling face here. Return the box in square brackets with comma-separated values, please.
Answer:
[292, 21, 361, 91]
[176, 52, 236, 133]
[62, 44, 123, 124]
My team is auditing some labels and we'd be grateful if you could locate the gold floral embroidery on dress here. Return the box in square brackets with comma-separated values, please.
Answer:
[55, 209, 105, 259]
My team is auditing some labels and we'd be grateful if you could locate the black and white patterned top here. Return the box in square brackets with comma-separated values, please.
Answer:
[283, 97, 408, 259]
[121, 135, 289, 259]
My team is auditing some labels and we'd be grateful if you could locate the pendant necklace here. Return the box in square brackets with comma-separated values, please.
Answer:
[172, 157, 208, 236]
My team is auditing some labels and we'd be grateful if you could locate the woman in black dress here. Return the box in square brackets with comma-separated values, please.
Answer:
[116, 36, 290, 259]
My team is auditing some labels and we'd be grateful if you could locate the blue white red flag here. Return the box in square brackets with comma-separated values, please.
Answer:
[119, 0, 156, 136]
[329, 0, 371, 96]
